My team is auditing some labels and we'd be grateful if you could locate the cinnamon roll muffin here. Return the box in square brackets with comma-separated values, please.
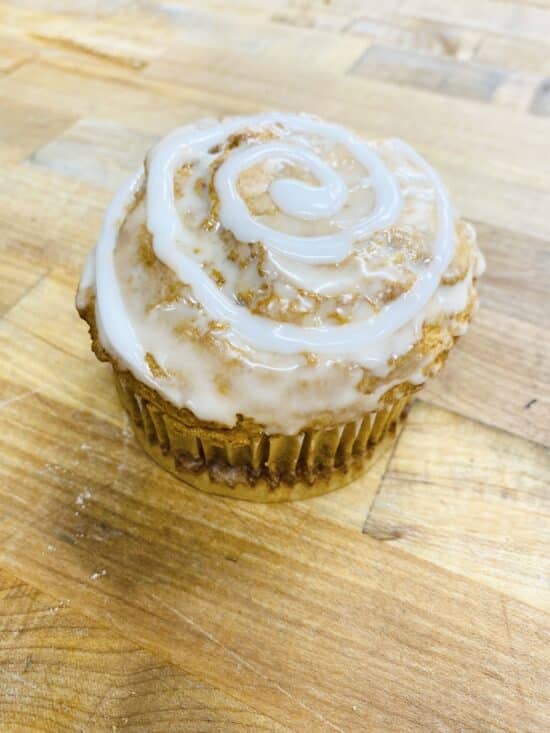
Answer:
[77, 113, 484, 501]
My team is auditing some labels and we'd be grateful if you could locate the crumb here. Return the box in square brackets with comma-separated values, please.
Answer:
[174, 162, 193, 197]
[137, 225, 156, 268]
[208, 320, 229, 333]
[208, 267, 226, 286]
[145, 352, 168, 378]
[303, 352, 319, 366]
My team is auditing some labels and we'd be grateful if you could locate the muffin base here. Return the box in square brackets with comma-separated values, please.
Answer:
[113, 367, 413, 502]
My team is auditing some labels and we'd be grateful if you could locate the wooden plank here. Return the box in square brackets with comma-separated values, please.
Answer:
[30, 118, 157, 190]
[0, 568, 289, 732]
[0, 95, 74, 163]
[0, 1, 188, 69]
[0, 1, 366, 75]
[491, 70, 543, 112]
[272, 7, 352, 32]
[0, 163, 109, 270]
[0, 373, 549, 732]
[420, 220, 549, 447]
[345, 17, 548, 112]
[4, 267, 96, 359]
[0, 1, 140, 20]
[145, 3, 368, 73]
[474, 220, 549, 329]
[24, 16, 165, 70]
[0, 58, 243, 135]
[0, 250, 47, 317]
[156, 0, 275, 19]
[437, 152, 550, 242]
[346, 15, 482, 60]
[351, 44, 507, 102]
[475, 33, 550, 75]
[423, 306, 550, 447]
[272, 0, 550, 43]
[364, 402, 550, 611]
[397, 0, 550, 43]
[0, 319, 122, 427]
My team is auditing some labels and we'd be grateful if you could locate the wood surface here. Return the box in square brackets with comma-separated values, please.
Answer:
[0, 1, 549, 731]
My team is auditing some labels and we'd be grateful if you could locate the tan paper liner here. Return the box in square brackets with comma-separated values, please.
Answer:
[113, 367, 413, 502]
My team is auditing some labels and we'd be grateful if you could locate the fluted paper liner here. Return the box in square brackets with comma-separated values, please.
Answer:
[113, 367, 412, 502]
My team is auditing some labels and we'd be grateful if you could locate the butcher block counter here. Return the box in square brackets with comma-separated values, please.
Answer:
[0, 1, 549, 731]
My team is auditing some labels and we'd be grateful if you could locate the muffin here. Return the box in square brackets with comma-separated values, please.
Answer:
[76, 112, 484, 501]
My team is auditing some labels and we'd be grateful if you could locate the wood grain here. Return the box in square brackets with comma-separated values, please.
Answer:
[0, 569, 289, 732]
[364, 402, 550, 611]
[351, 45, 507, 102]
[1, 386, 550, 732]
[0, 1, 549, 730]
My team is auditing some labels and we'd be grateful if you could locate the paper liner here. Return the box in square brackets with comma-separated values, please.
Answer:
[113, 368, 412, 502]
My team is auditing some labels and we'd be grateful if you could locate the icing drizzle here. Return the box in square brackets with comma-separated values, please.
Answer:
[140, 114, 451, 353]
[78, 112, 480, 429]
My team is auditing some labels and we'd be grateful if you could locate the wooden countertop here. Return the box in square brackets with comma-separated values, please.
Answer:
[0, 1, 549, 731]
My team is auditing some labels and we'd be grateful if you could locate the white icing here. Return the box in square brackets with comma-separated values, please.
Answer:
[214, 132, 402, 263]
[78, 112, 481, 433]
[143, 113, 453, 354]
[229, 143, 348, 221]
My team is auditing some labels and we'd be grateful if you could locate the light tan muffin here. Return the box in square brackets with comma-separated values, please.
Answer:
[77, 113, 484, 501]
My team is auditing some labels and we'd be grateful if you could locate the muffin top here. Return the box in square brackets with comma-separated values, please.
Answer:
[77, 112, 484, 434]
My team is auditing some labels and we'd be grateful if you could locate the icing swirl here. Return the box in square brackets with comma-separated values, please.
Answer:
[77, 113, 483, 432]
